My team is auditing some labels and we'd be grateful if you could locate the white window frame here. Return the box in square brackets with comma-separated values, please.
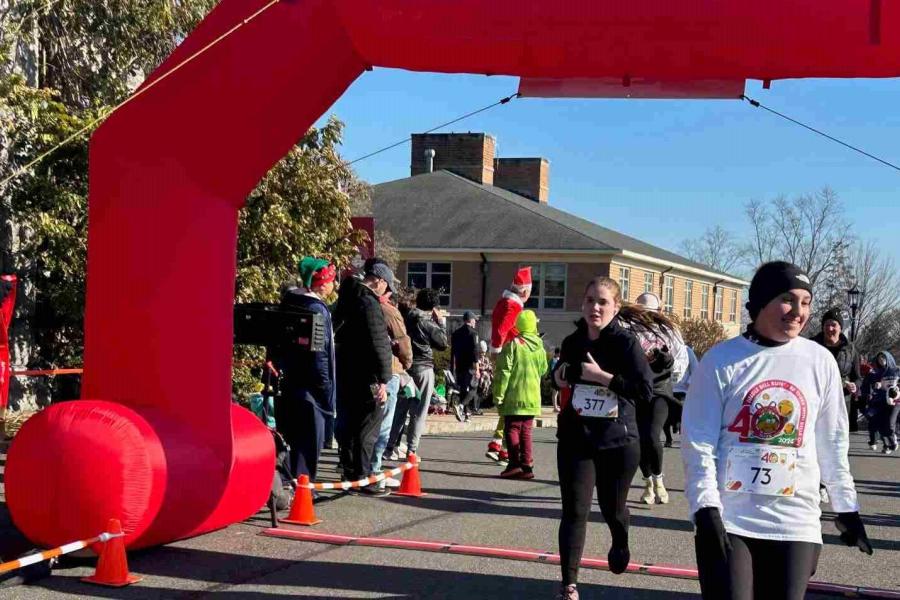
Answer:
[663, 276, 674, 314]
[520, 262, 567, 311]
[714, 287, 724, 321]
[643, 272, 654, 294]
[729, 289, 738, 322]
[406, 261, 452, 307]
[701, 284, 710, 320]
[683, 280, 693, 319]
[619, 267, 631, 302]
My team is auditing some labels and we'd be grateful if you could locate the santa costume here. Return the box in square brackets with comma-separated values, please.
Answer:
[486, 266, 532, 462]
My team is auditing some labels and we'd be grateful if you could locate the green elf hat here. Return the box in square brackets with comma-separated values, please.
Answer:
[298, 256, 331, 288]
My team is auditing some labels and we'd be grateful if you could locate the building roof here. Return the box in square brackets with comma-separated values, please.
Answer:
[372, 170, 746, 284]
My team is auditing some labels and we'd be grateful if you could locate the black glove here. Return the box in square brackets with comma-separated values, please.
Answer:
[835, 512, 873, 555]
[694, 507, 731, 561]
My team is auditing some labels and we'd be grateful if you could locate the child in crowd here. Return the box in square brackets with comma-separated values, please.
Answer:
[493, 310, 548, 479]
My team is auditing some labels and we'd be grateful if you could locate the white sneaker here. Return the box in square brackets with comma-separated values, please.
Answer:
[885, 447, 894, 455]
[869, 443, 879, 451]
[384, 476, 401, 489]
[640, 477, 656, 505]
[819, 487, 830, 504]
[653, 475, 669, 504]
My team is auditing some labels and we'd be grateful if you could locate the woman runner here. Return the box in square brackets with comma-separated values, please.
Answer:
[552, 277, 653, 600]
[683, 261, 873, 600]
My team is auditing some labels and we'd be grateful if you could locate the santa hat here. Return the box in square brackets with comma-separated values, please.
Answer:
[511, 266, 532, 292]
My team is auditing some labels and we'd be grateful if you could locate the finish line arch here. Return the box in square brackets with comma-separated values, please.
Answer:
[6, 0, 899, 549]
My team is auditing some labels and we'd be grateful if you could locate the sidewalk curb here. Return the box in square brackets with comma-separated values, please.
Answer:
[424, 410, 557, 435]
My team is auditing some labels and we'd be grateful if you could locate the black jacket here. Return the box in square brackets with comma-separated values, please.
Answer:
[554, 317, 653, 449]
[406, 308, 449, 369]
[450, 323, 479, 377]
[332, 276, 393, 386]
[812, 332, 860, 398]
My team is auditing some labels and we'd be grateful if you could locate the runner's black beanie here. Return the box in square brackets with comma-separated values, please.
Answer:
[821, 307, 844, 329]
[746, 261, 813, 320]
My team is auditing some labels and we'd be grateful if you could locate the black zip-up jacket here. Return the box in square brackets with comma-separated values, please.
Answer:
[811, 331, 860, 398]
[554, 317, 653, 449]
[406, 308, 449, 369]
[332, 276, 393, 386]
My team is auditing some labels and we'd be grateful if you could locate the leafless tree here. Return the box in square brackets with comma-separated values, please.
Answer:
[679, 225, 749, 275]
[743, 188, 852, 297]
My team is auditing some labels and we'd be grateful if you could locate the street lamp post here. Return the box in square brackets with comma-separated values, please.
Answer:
[846, 285, 862, 343]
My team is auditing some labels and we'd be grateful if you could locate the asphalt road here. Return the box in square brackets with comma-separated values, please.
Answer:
[1, 427, 897, 599]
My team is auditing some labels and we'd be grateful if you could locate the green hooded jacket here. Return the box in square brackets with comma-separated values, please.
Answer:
[493, 310, 548, 417]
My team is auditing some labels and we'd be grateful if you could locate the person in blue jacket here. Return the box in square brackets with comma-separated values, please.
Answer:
[273, 256, 337, 481]
[861, 350, 900, 454]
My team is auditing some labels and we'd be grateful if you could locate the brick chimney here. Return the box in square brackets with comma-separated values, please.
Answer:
[411, 133, 495, 185]
[493, 157, 550, 204]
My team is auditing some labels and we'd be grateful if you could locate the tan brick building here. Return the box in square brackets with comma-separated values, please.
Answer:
[373, 133, 748, 348]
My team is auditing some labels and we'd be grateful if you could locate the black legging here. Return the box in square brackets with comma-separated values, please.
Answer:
[663, 398, 683, 445]
[696, 533, 821, 600]
[637, 396, 668, 477]
[558, 438, 640, 586]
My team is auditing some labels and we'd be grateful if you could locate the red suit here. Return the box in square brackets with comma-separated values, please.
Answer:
[490, 290, 525, 354]
[1, 275, 17, 411]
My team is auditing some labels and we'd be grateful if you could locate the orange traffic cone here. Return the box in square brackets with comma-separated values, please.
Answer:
[281, 475, 322, 526]
[81, 518, 142, 587]
[394, 453, 427, 497]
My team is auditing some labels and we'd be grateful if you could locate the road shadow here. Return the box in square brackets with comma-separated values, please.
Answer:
[37, 548, 702, 599]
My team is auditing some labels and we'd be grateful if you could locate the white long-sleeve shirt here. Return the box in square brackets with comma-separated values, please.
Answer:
[673, 346, 698, 395]
[682, 335, 859, 544]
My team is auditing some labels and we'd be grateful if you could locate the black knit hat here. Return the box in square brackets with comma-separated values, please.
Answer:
[821, 307, 844, 329]
[746, 261, 813, 320]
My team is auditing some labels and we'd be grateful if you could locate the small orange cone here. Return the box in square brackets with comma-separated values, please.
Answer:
[82, 518, 142, 587]
[281, 475, 322, 526]
[393, 453, 427, 497]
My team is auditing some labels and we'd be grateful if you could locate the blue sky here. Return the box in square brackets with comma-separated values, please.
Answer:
[317, 69, 899, 275]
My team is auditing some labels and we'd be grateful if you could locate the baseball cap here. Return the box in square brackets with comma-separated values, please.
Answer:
[365, 261, 397, 293]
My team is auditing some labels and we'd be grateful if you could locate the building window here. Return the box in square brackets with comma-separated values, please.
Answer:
[663, 276, 674, 314]
[729, 289, 738, 322]
[406, 262, 452, 307]
[618, 267, 631, 302]
[683, 280, 693, 319]
[520, 263, 567, 310]
[644, 272, 654, 294]
[701, 284, 710, 320]
[714, 287, 723, 321]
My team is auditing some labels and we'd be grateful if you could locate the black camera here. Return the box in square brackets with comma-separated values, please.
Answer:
[233, 302, 326, 352]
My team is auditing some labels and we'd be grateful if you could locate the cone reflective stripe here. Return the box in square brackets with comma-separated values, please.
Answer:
[281, 474, 322, 526]
[81, 518, 141, 587]
[393, 453, 426, 497]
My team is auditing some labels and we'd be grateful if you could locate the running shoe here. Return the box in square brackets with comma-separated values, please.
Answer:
[349, 485, 391, 497]
[653, 475, 669, 504]
[884, 446, 894, 455]
[500, 466, 524, 478]
[869, 443, 879, 451]
[819, 487, 830, 504]
[556, 584, 579, 600]
[384, 477, 401, 489]
[607, 546, 631, 574]
[640, 477, 656, 505]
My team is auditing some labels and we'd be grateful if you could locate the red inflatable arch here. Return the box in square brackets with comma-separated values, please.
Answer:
[6, 0, 900, 549]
